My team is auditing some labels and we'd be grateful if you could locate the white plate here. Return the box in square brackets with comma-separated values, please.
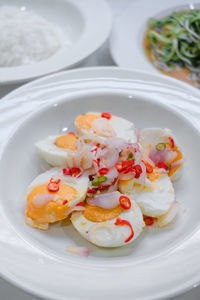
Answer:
[110, 0, 199, 75]
[0, 0, 112, 85]
[0, 67, 200, 300]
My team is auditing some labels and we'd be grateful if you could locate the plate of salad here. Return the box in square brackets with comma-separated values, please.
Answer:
[110, 0, 200, 88]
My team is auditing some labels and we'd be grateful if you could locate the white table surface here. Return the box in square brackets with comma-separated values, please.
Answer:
[0, 0, 200, 299]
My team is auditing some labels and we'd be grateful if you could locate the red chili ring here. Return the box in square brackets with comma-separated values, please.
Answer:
[169, 136, 175, 148]
[132, 165, 143, 178]
[143, 216, 154, 226]
[115, 217, 134, 243]
[48, 182, 59, 192]
[99, 168, 109, 175]
[101, 112, 111, 119]
[119, 196, 131, 209]
[142, 160, 153, 174]
[50, 177, 61, 184]
[157, 162, 169, 171]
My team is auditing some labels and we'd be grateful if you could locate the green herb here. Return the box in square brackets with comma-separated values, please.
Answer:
[127, 152, 134, 160]
[156, 143, 166, 151]
[98, 176, 107, 183]
[92, 176, 107, 186]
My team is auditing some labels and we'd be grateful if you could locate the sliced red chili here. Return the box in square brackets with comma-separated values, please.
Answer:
[143, 216, 154, 226]
[115, 217, 134, 243]
[90, 147, 97, 153]
[123, 165, 134, 174]
[115, 163, 123, 173]
[69, 167, 81, 177]
[48, 182, 59, 192]
[101, 112, 111, 119]
[157, 162, 169, 171]
[68, 132, 75, 135]
[50, 177, 61, 184]
[99, 168, 109, 175]
[132, 165, 143, 178]
[169, 136, 175, 148]
[122, 159, 135, 168]
[76, 202, 84, 206]
[63, 200, 68, 205]
[142, 160, 153, 174]
[63, 168, 71, 175]
[98, 185, 110, 191]
[111, 177, 118, 185]
[119, 196, 131, 209]
[93, 159, 100, 168]
[96, 143, 100, 148]
[87, 188, 97, 194]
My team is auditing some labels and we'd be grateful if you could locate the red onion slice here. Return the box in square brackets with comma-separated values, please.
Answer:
[100, 167, 119, 186]
[149, 146, 168, 165]
[33, 194, 55, 208]
[107, 178, 119, 192]
[66, 246, 89, 257]
[87, 191, 121, 209]
[119, 172, 135, 180]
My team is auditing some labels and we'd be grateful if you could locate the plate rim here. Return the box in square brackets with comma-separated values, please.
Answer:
[0, 67, 200, 300]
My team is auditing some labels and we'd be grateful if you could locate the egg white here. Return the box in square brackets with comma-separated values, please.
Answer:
[71, 197, 144, 247]
[139, 128, 175, 155]
[28, 167, 89, 208]
[119, 173, 175, 217]
[139, 128, 183, 181]
[75, 112, 137, 143]
[25, 168, 89, 230]
[36, 135, 75, 167]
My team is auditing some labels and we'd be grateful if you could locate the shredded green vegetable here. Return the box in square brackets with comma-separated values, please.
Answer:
[147, 10, 200, 74]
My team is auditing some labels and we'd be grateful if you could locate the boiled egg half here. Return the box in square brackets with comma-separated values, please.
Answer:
[71, 195, 144, 247]
[25, 168, 88, 230]
[75, 112, 137, 143]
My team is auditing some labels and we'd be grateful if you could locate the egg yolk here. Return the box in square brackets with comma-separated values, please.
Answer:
[55, 133, 78, 150]
[26, 183, 78, 224]
[147, 168, 160, 183]
[75, 114, 100, 131]
[83, 204, 123, 222]
[168, 145, 183, 177]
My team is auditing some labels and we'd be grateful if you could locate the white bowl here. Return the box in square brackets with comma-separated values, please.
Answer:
[0, 0, 112, 84]
[0, 68, 200, 300]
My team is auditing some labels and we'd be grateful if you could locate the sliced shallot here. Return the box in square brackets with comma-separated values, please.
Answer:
[87, 191, 121, 209]
[66, 246, 89, 257]
[100, 167, 119, 186]
[33, 194, 55, 208]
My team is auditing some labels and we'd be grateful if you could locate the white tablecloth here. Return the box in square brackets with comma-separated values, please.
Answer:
[0, 0, 199, 299]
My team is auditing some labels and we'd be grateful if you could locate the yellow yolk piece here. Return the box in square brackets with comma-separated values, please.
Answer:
[75, 114, 100, 131]
[26, 183, 78, 224]
[83, 204, 123, 222]
[168, 145, 183, 177]
[55, 133, 78, 150]
[147, 168, 160, 183]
